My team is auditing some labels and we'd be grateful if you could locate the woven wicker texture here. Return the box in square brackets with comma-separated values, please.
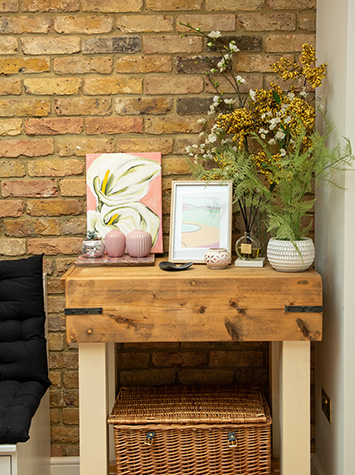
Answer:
[108, 386, 272, 475]
[108, 385, 268, 424]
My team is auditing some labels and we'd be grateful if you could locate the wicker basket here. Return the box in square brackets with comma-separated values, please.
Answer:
[108, 385, 272, 475]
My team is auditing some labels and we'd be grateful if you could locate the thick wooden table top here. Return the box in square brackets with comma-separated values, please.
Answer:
[61, 259, 323, 344]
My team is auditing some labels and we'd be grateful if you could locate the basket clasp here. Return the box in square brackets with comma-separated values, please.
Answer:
[228, 432, 237, 448]
[145, 431, 156, 445]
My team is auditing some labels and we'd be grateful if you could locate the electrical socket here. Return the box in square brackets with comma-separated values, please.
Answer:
[322, 388, 331, 423]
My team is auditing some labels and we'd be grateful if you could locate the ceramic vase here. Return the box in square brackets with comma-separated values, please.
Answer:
[267, 237, 315, 272]
[126, 230, 152, 257]
[204, 248, 231, 269]
[81, 239, 105, 258]
[105, 230, 125, 257]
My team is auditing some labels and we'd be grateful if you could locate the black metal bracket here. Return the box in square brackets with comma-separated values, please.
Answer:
[65, 307, 103, 315]
[285, 305, 323, 313]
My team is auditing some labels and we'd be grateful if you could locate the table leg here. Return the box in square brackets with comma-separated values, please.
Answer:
[270, 342, 280, 458]
[79, 343, 110, 475]
[279, 341, 310, 475]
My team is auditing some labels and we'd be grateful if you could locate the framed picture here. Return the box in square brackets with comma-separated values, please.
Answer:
[169, 180, 233, 263]
[86, 152, 163, 253]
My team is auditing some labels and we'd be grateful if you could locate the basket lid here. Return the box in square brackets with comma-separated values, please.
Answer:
[108, 385, 270, 425]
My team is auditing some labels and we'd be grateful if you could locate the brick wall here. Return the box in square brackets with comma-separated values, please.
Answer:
[0, 0, 316, 457]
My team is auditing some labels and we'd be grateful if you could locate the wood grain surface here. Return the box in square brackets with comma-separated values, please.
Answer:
[62, 260, 323, 344]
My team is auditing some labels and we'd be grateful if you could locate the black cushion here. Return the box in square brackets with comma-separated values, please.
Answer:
[0, 380, 46, 443]
[0, 255, 51, 443]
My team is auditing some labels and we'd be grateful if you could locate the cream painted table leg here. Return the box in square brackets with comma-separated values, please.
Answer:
[79, 343, 114, 475]
[279, 341, 310, 475]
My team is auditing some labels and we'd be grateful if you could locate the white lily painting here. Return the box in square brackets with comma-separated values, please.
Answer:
[86, 153, 163, 253]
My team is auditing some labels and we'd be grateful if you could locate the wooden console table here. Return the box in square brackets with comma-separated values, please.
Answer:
[61, 259, 322, 475]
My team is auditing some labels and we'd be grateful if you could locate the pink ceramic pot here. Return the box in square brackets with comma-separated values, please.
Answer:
[105, 230, 125, 257]
[126, 230, 152, 257]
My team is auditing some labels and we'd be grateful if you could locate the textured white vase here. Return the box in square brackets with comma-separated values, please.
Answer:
[267, 237, 315, 272]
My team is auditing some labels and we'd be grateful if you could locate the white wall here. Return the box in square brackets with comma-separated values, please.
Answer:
[315, 0, 355, 473]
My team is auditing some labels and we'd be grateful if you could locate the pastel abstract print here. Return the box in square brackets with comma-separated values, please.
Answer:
[86, 153, 163, 253]
[181, 196, 222, 249]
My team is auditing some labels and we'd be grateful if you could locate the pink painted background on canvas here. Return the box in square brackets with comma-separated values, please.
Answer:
[86, 153, 163, 253]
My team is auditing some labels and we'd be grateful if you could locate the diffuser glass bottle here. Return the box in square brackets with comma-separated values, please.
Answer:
[235, 197, 261, 261]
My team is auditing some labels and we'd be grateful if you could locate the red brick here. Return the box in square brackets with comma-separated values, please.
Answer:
[299, 12, 316, 31]
[173, 136, 204, 155]
[117, 15, 173, 32]
[120, 369, 176, 386]
[265, 33, 316, 52]
[1, 179, 58, 197]
[26, 118, 83, 135]
[57, 138, 114, 156]
[48, 332, 65, 351]
[177, 14, 235, 32]
[20, 0, 80, 12]
[205, 74, 262, 93]
[86, 117, 143, 134]
[51, 427, 79, 445]
[54, 15, 113, 34]
[27, 199, 83, 216]
[145, 77, 203, 95]
[0, 15, 53, 33]
[0, 238, 26, 255]
[24, 78, 81, 95]
[4, 218, 61, 237]
[59, 178, 86, 197]
[28, 237, 83, 255]
[152, 351, 207, 367]
[116, 55, 171, 73]
[143, 35, 202, 54]
[0, 99, 50, 117]
[0, 119, 22, 136]
[0, 138, 53, 157]
[145, 116, 203, 134]
[82, 36, 141, 54]
[116, 352, 150, 369]
[146, 0, 202, 10]
[0, 57, 50, 74]
[81, 0, 142, 12]
[63, 407, 79, 424]
[0, 78, 22, 95]
[267, 0, 316, 9]
[49, 353, 78, 371]
[0, 0, 18, 12]
[114, 97, 172, 115]
[62, 216, 86, 235]
[162, 157, 191, 175]
[235, 53, 294, 72]
[84, 77, 142, 95]
[178, 369, 233, 385]
[54, 56, 112, 75]
[20, 37, 81, 55]
[0, 37, 17, 54]
[207, 0, 263, 10]
[209, 350, 264, 367]
[0, 159, 26, 177]
[48, 295, 65, 313]
[28, 159, 84, 177]
[54, 97, 111, 116]
[237, 13, 296, 31]
[115, 137, 173, 154]
[0, 200, 24, 217]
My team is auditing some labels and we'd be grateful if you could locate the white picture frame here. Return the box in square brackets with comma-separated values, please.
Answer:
[169, 180, 233, 263]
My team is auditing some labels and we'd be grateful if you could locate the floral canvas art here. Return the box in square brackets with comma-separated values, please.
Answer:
[86, 153, 163, 253]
